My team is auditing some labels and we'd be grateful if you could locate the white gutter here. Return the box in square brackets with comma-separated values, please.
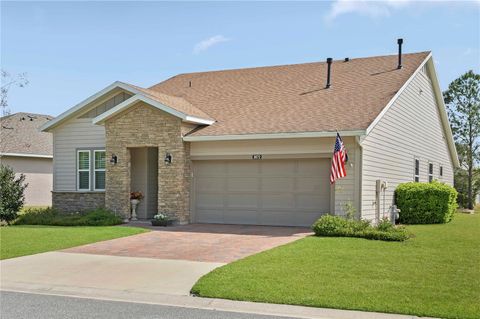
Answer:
[183, 130, 366, 142]
[0, 152, 53, 159]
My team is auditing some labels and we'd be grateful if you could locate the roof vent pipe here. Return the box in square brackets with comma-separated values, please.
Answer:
[326, 58, 333, 89]
[397, 38, 403, 69]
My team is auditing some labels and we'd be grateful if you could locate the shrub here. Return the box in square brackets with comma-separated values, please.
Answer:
[312, 215, 410, 241]
[395, 181, 458, 224]
[15, 207, 122, 226]
[0, 164, 28, 224]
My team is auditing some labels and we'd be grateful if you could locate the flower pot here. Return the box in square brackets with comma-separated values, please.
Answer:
[130, 199, 140, 221]
[151, 219, 169, 226]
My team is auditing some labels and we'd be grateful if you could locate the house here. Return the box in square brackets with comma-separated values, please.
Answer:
[40, 49, 459, 226]
[1, 112, 54, 206]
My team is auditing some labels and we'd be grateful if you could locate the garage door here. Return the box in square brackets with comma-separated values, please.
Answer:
[193, 158, 331, 226]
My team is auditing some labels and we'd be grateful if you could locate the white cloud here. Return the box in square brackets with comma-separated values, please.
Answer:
[325, 0, 412, 22]
[193, 35, 231, 54]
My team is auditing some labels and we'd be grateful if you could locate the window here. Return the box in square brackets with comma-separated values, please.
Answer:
[77, 149, 106, 191]
[94, 150, 106, 190]
[428, 163, 434, 182]
[440, 166, 443, 177]
[77, 150, 90, 190]
[414, 158, 420, 182]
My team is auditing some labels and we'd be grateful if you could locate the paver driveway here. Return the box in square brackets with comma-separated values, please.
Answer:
[64, 224, 311, 263]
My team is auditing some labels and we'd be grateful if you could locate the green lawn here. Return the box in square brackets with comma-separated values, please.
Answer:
[0, 225, 147, 260]
[192, 212, 480, 319]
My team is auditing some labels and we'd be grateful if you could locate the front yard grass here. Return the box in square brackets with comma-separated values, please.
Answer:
[0, 225, 147, 260]
[192, 212, 480, 319]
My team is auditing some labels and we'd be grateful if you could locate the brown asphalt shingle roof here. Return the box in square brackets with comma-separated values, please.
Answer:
[1, 112, 54, 156]
[126, 84, 214, 121]
[148, 51, 430, 136]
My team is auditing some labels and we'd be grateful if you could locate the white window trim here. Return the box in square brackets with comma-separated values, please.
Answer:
[414, 158, 420, 182]
[93, 150, 106, 191]
[77, 150, 91, 191]
[428, 162, 434, 182]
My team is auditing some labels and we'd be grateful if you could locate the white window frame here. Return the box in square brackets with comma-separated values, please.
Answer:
[77, 150, 91, 191]
[93, 150, 106, 191]
[428, 162, 434, 182]
[414, 158, 420, 182]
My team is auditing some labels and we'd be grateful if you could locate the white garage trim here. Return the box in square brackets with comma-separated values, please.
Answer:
[191, 153, 332, 161]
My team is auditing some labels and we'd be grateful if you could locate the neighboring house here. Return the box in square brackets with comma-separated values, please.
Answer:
[41, 50, 459, 226]
[1, 112, 54, 206]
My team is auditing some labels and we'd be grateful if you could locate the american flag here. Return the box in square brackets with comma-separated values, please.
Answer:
[330, 133, 348, 184]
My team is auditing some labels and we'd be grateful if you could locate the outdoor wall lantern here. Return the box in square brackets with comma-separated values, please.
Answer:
[110, 154, 118, 165]
[164, 152, 173, 165]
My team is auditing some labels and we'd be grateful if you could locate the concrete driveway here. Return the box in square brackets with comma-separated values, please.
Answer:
[1, 224, 310, 296]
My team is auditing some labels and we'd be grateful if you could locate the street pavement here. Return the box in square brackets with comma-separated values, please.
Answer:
[0, 291, 298, 319]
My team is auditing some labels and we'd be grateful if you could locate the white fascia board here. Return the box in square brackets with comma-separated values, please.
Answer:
[92, 94, 214, 126]
[366, 52, 432, 136]
[40, 81, 130, 132]
[183, 130, 366, 142]
[425, 58, 460, 168]
[0, 152, 53, 159]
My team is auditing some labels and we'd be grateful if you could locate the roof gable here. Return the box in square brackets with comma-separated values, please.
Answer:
[40, 81, 214, 132]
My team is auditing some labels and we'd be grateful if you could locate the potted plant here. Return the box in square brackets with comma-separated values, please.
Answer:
[151, 212, 173, 226]
[130, 191, 144, 221]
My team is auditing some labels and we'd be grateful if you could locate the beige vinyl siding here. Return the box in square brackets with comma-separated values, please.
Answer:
[53, 118, 105, 191]
[190, 137, 360, 216]
[361, 65, 454, 221]
[334, 141, 361, 217]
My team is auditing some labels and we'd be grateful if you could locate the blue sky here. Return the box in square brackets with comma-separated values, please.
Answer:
[1, 1, 479, 116]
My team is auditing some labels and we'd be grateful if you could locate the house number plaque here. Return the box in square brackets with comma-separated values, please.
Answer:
[252, 154, 263, 160]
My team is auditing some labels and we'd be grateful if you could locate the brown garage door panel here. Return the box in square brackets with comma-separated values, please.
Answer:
[193, 159, 331, 227]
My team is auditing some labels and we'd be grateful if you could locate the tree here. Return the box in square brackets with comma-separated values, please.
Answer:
[0, 164, 28, 224]
[443, 70, 480, 209]
[1, 69, 29, 117]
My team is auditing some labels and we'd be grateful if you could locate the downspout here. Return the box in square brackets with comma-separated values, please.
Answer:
[355, 135, 365, 220]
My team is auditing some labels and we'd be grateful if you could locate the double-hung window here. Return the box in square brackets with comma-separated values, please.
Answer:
[428, 163, 434, 182]
[414, 158, 420, 182]
[77, 149, 106, 191]
[94, 150, 106, 190]
[77, 150, 91, 191]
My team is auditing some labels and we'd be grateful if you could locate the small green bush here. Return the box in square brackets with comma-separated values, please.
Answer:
[0, 164, 28, 224]
[15, 207, 122, 226]
[395, 181, 458, 224]
[312, 215, 410, 241]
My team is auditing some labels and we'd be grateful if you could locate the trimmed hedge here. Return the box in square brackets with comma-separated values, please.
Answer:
[395, 181, 457, 224]
[312, 215, 410, 242]
[15, 207, 123, 226]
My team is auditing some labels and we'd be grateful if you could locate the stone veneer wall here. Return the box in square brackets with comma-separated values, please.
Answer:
[52, 192, 105, 213]
[105, 102, 192, 223]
